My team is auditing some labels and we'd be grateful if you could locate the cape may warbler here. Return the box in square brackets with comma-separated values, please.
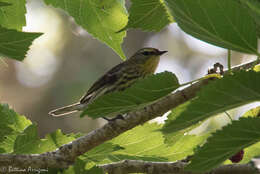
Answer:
[49, 48, 167, 119]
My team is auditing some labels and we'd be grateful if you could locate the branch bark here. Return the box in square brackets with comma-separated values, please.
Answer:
[0, 59, 259, 172]
[99, 160, 259, 174]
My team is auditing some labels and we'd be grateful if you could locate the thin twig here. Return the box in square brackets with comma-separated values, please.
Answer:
[227, 49, 232, 74]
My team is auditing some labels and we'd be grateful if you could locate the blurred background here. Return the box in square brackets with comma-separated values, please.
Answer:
[0, 0, 259, 137]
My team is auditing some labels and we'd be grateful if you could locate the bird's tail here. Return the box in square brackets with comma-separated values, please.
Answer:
[49, 103, 85, 117]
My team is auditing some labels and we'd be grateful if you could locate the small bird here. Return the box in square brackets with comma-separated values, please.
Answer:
[49, 48, 167, 119]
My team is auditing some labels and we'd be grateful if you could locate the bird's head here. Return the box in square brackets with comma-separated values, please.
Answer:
[128, 48, 167, 73]
[129, 47, 167, 64]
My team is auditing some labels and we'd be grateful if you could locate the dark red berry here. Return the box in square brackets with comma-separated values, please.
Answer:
[229, 150, 244, 163]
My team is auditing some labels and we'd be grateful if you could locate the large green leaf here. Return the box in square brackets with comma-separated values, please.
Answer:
[13, 124, 77, 154]
[81, 71, 179, 118]
[162, 71, 260, 134]
[165, 0, 258, 55]
[0, 1, 42, 61]
[0, 0, 26, 30]
[44, 0, 127, 59]
[84, 143, 124, 163]
[120, 0, 173, 32]
[0, 27, 42, 61]
[186, 117, 260, 172]
[0, 104, 31, 153]
[81, 123, 206, 165]
[68, 124, 205, 173]
[111, 124, 206, 162]
[241, 0, 260, 38]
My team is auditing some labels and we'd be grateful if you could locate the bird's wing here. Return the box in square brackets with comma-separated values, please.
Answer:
[80, 62, 124, 104]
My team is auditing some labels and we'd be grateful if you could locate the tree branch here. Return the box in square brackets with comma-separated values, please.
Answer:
[99, 160, 259, 174]
[0, 59, 259, 171]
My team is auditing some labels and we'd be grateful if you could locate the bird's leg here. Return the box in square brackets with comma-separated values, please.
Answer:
[102, 114, 125, 122]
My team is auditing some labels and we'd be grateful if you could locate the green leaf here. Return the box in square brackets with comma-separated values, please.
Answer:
[13, 124, 43, 154]
[241, 0, 260, 38]
[63, 143, 120, 174]
[63, 160, 104, 174]
[0, 26, 42, 61]
[13, 124, 77, 154]
[162, 71, 260, 134]
[0, 1, 42, 61]
[165, 0, 258, 55]
[162, 101, 202, 145]
[120, 0, 173, 32]
[0, 104, 31, 153]
[84, 143, 124, 163]
[44, 0, 127, 59]
[0, 0, 26, 30]
[242, 106, 260, 118]
[0, 103, 78, 155]
[186, 117, 260, 172]
[81, 71, 179, 118]
[234, 106, 260, 164]
[82, 123, 206, 164]
[0, 1, 11, 7]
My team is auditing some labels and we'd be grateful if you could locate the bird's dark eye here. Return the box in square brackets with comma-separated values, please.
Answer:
[142, 51, 152, 55]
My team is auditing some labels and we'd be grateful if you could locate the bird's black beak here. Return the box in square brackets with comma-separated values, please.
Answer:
[158, 50, 168, 55]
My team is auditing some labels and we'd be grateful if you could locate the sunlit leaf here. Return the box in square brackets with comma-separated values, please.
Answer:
[120, 0, 173, 32]
[44, 0, 127, 59]
[242, 106, 260, 118]
[0, 104, 31, 153]
[13, 124, 78, 154]
[81, 123, 206, 165]
[0, 0, 26, 30]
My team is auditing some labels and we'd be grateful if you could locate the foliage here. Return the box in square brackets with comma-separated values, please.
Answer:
[2, 0, 260, 173]
[0, 27, 42, 60]
[165, 0, 258, 54]
[63, 123, 207, 173]
[233, 106, 260, 164]
[0, 106, 206, 173]
[0, 104, 31, 153]
[0, 104, 78, 154]
[44, 0, 128, 59]
[162, 70, 260, 133]
[0, 1, 42, 61]
[241, 0, 260, 37]
[42, 0, 260, 59]
[0, 0, 26, 30]
[86, 123, 206, 163]
[120, 0, 173, 32]
[81, 71, 179, 118]
[186, 118, 260, 172]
